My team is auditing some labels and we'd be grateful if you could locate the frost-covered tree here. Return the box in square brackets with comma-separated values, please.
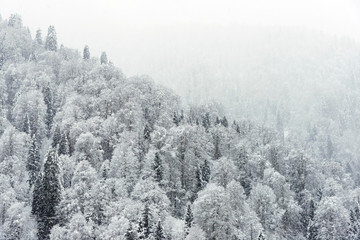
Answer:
[193, 183, 232, 240]
[83, 45, 90, 60]
[313, 196, 349, 240]
[211, 156, 237, 188]
[36, 29, 43, 45]
[125, 224, 137, 240]
[101, 51, 108, 64]
[249, 183, 283, 239]
[35, 148, 62, 240]
[8, 14, 22, 28]
[200, 159, 211, 184]
[27, 135, 41, 185]
[153, 151, 163, 183]
[184, 204, 194, 237]
[45, 25, 57, 51]
[138, 204, 152, 239]
[154, 220, 166, 240]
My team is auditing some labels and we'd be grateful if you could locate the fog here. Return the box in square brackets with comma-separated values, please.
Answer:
[2, 0, 360, 139]
[1, 1, 360, 239]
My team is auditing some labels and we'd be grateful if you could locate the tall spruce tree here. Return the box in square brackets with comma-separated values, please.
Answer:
[36, 29, 43, 45]
[138, 204, 151, 239]
[125, 224, 136, 240]
[43, 84, 55, 134]
[153, 152, 163, 183]
[45, 25, 57, 52]
[349, 205, 360, 240]
[154, 220, 165, 240]
[184, 204, 193, 237]
[36, 148, 62, 239]
[202, 112, 211, 132]
[221, 116, 228, 127]
[83, 45, 90, 60]
[200, 159, 211, 184]
[27, 134, 41, 186]
[101, 51, 108, 64]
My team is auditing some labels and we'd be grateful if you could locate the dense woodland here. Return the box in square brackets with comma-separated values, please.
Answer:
[0, 14, 360, 240]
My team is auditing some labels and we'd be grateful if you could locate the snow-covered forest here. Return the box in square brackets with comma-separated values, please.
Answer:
[0, 13, 360, 240]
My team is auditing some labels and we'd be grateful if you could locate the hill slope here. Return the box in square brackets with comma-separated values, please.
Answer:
[0, 14, 359, 240]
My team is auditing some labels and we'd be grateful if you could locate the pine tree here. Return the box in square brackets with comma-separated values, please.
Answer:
[138, 204, 151, 239]
[8, 14, 22, 28]
[349, 205, 360, 239]
[52, 125, 61, 149]
[153, 152, 163, 183]
[27, 135, 41, 186]
[195, 167, 203, 191]
[36, 148, 62, 239]
[83, 45, 90, 60]
[45, 25, 57, 51]
[221, 116, 228, 127]
[125, 224, 136, 240]
[154, 220, 166, 240]
[215, 116, 221, 125]
[258, 232, 265, 240]
[43, 85, 55, 133]
[200, 159, 210, 184]
[58, 132, 70, 155]
[214, 135, 221, 160]
[202, 112, 211, 132]
[101, 51, 108, 64]
[32, 172, 43, 217]
[36, 29, 43, 45]
[307, 222, 317, 240]
[173, 112, 181, 126]
[144, 124, 151, 141]
[184, 205, 193, 237]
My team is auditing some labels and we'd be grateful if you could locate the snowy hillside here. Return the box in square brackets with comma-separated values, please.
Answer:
[0, 14, 360, 240]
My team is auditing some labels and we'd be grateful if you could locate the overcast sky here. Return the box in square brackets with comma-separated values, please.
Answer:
[1, 0, 360, 68]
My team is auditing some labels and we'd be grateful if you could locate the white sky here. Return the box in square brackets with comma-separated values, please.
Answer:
[1, 0, 360, 65]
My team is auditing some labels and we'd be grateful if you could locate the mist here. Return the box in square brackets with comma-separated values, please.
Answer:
[1, 1, 360, 239]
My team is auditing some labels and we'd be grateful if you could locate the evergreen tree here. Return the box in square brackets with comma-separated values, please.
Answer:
[83, 45, 90, 60]
[27, 134, 41, 186]
[173, 112, 181, 126]
[45, 25, 57, 51]
[101, 51, 108, 64]
[307, 222, 317, 240]
[138, 204, 151, 239]
[8, 14, 22, 28]
[58, 132, 70, 155]
[52, 125, 61, 149]
[184, 204, 193, 237]
[258, 232, 265, 240]
[36, 148, 62, 239]
[43, 84, 55, 133]
[215, 116, 221, 125]
[195, 167, 203, 192]
[32, 172, 44, 217]
[154, 220, 166, 240]
[36, 29, 43, 45]
[221, 116, 228, 127]
[202, 112, 211, 132]
[144, 124, 151, 141]
[214, 135, 221, 160]
[125, 224, 136, 240]
[200, 159, 210, 184]
[153, 152, 163, 183]
[349, 205, 360, 240]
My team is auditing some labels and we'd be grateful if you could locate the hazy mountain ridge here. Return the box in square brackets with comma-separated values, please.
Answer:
[0, 14, 359, 240]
